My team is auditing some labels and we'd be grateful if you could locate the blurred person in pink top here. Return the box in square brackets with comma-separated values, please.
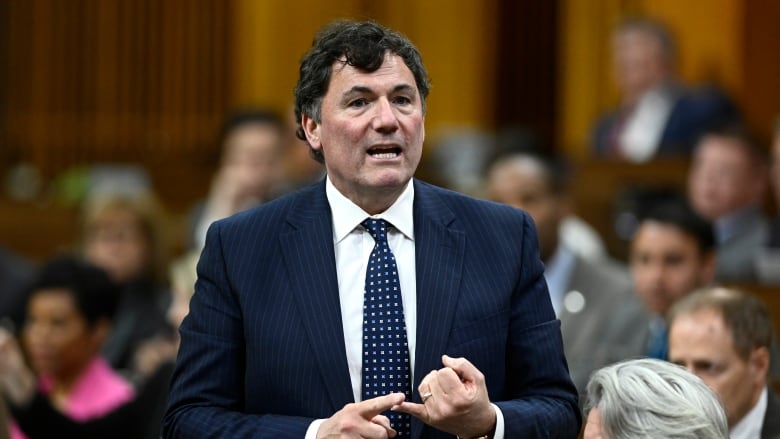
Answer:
[9, 256, 134, 439]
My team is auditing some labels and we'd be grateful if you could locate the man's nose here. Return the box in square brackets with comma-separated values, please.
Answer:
[371, 98, 399, 132]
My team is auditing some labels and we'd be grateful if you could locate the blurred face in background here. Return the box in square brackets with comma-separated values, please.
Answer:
[612, 28, 669, 104]
[83, 205, 151, 284]
[23, 289, 103, 381]
[630, 221, 714, 316]
[485, 157, 565, 263]
[688, 135, 764, 221]
[669, 308, 767, 427]
[771, 132, 780, 207]
[220, 122, 283, 202]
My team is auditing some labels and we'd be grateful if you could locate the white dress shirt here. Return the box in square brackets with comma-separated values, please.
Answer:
[307, 176, 505, 439]
[730, 387, 767, 439]
[619, 85, 675, 163]
[327, 177, 419, 404]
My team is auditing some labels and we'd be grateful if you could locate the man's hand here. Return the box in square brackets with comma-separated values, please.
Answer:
[393, 355, 496, 438]
[317, 392, 406, 439]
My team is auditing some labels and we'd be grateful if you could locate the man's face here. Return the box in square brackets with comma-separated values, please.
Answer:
[302, 53, 424, 212]
[630, 221, 713, 315]
[669, 309, 766, 427]
[688, 135, 762, 221]
[612, 29, 667, 102]
[221, 123, 282, 201]
[485, 158, 564, 262]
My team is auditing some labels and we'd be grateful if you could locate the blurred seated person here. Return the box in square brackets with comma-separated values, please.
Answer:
[0, 246, 34, 330]
[80, 193, 170, 373]
[769, 120, 780, 248]
[189, 108, 285, 251]
[9, 256, 134, 438]
[485, 151, 638, 395]
[668, 287, 780, 438]
[592, 17, 738, 162]
[757, 120, 780, 284]
[687, 123, 770, 282]
[280, 104, 325, 192]
[628, 195, 716, 361]
[583, 358, 728, 438]
[131, 250, 199, 379]
[0, 253, 199, 439]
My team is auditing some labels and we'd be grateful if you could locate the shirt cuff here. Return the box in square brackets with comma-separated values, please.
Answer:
[305, 419, 326, 439]
[492, 403, 505, 439]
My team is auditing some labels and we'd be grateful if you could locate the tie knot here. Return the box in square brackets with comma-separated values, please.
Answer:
[362, 218, 389, 243]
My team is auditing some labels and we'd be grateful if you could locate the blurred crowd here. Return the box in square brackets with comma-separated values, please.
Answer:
[1, 16, 779, 439]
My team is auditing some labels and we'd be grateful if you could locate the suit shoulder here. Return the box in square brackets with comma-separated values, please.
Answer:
[416, 180, 529, 225]
[216, 182, 323, 233]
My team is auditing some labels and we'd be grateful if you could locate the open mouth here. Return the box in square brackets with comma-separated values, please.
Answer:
[368, 146, 402, 159]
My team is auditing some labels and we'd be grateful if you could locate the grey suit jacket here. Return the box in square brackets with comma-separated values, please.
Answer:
[558, 253, 648, 396]
[716, 206, 769, 282]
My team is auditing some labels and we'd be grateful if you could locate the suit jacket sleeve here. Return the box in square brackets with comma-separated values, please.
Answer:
[492, 213, 581, 437]
[162, 219, 313, 438]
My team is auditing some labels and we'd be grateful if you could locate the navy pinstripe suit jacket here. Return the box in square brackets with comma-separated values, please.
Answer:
[162, 179, 581, 438]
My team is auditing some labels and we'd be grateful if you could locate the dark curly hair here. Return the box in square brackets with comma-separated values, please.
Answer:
[294, 20, 430, 163]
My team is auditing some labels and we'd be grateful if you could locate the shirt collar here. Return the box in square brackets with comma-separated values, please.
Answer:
[326, 176, 415, 244]
[730, 387, 767, 439]
[544, 245, 577, 316]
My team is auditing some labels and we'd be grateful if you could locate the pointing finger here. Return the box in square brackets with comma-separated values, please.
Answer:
[357, 392, 406, 418]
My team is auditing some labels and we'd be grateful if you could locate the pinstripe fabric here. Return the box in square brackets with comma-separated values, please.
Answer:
[163, 179, 581, 438]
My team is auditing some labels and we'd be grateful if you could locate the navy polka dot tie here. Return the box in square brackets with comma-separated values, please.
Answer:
[361, 218, 411, 437]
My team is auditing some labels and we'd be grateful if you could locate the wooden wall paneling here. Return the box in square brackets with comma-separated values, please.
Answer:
[743, 0, 780, 143]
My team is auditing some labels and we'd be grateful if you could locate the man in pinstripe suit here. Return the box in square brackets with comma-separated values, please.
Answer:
[163, 20, 580, 439]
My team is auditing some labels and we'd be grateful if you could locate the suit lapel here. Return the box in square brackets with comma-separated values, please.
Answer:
[411, 181, 465, 438]
[280, 182, 354, 411]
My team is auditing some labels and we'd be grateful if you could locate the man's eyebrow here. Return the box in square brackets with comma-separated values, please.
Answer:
[342, 84, 417, 97]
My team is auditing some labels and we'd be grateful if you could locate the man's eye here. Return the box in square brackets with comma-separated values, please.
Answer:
[349, 99, 368, 108]
[393, 96, 411, 105]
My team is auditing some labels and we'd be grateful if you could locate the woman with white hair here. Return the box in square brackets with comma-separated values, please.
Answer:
[584, 358, 728, 438]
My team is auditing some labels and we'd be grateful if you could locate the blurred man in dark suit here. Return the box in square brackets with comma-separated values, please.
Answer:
[592, 18, 738, 162]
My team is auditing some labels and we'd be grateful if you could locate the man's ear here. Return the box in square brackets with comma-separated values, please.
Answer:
[301, 114, 322, 152]
[749, 346, 770, 384]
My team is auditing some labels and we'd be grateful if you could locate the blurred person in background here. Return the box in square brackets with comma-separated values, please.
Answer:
[485, 150, 640, 396]
[628, 196, 716, 360]
[591, 17, 738, 162]
[80, 193, 170, 374]
[0, 252, 199, 439]
[189, 108, 285, 251]
[756, 121, 780, 284]
[687, 123, 769, 282]
[668, 287, 780, 438]
[280, 103, 325, 193]
[769, 121, 780, 247]
[583, 358, 728, 439]
[8, 256, 133, 439]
